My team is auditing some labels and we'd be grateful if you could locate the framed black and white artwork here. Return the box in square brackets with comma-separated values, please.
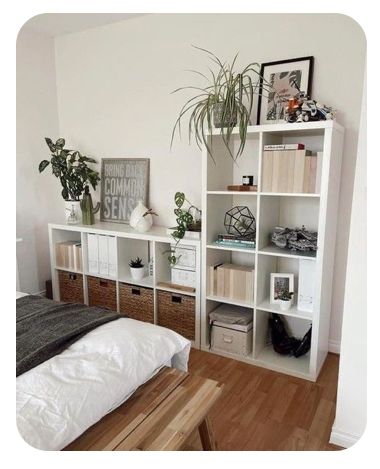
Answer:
[256, 56, 314, 125]
[270, 273, 294, 305]
[100, 158, 149, 224]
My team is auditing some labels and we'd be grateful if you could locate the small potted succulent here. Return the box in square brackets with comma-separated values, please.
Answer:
[129, 257, 145, 280]
[278, 289, 294, 311]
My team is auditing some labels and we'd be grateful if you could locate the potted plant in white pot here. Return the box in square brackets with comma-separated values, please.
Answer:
[278, 289, 294, 311]
[171, 46, 277, 162]
[39, 138, 100, 224]
[129, 257, 145, 280]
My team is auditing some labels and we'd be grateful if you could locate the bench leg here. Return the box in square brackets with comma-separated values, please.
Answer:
[198, 416, 216, 451]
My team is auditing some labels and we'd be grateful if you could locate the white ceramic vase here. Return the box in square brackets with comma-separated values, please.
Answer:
[130, 200, 153, 232]
[279, 299, 292, 311]
[65, 201, 81, 224]
[130, 266, 145, 280]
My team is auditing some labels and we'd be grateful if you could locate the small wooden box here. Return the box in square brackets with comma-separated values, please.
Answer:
[119, 283, 154, 323]
[157, 290, 195, 341]
[58, 270, 84, 304]
[88, 276, 117, 311]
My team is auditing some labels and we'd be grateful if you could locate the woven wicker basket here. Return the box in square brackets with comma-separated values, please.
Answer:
[58, 270, 84, 304]
[157, 290, 195, 340]
[119, 283, 154, 323]
[88, 276, 117, 311]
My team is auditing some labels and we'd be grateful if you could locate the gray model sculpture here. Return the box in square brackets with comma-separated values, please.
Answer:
[270, 225, 318, 252]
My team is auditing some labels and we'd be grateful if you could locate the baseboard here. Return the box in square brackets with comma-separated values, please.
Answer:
[32, 290, 46, 297]
[330, 427, 361, 448]
[328, 339, 341, 354]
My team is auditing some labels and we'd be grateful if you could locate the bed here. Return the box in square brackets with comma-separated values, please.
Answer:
[16, 292, 191, 451]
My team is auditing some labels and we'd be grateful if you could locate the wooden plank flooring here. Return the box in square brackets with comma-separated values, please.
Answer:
[184, 349, 342, 451]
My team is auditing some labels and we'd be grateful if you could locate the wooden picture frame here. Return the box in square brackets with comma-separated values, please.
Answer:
[256, 56, 314, 125]
[100, 158, 149, 224]
[270, 273, 294, 305]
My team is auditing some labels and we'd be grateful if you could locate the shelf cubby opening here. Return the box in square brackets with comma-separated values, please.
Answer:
[51, 228, 82, 272]
[254, 309, 312, 377]
[256, 254, 316, 319]
[257, 194, 319, 254]
[117, 237, 152, 284]
[207, 133, 260, 191]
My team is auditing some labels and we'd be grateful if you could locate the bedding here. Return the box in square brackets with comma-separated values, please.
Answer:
[16, 294, 191, 451]
[17, 295, 121, 376]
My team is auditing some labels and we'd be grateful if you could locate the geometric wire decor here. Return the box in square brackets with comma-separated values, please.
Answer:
[224, 206, 256, 238]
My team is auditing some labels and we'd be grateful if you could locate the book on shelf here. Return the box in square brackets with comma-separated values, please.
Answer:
[87, 234, 117, 277]
[217, 233, 255, 243]
[262, 149, 318, 194]
[213, 240, 255, 249]
[55, 241, 82, 271]
[207, 262, 223, 296]
[226, 184, 258, 192]
[263, 143, 305, 150]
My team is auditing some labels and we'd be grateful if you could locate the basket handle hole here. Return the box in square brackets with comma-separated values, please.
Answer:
[172, 295, 182, 304]
[132, 288, 141, 295]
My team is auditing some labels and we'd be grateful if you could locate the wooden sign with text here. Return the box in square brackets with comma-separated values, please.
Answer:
[100, 158, 149, 224]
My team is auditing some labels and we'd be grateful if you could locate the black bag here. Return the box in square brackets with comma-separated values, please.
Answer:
[293, 326, 312, 357]
[269, 314, 300, 355]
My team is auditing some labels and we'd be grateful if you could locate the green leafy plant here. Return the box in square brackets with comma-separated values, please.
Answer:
[129, 257, 144, 268]
[39, 138, 101, 201]
[278, 289, 294, 301]
[171, 46, 276, 162]
[167, 191, 201, 265]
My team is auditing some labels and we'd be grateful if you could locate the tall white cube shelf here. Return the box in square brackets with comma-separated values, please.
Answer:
[201, 121, 344, 381]
[49, 222, 201, 347]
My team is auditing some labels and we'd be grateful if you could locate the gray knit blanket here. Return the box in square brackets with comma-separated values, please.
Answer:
[16, 295, 121, 376]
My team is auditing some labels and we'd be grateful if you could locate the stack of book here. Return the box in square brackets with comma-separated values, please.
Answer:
[261, 144, 322, 193]
[88, 234, 117, 278]
[213, 234, 256, 250]
[55, 241, 82, 271]
[207, 263, 254, 302]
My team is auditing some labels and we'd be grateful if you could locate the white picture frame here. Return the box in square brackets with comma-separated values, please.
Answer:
[270, 273, 294, 304]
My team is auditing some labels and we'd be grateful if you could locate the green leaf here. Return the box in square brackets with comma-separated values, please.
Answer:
[38, 160, 50, 173]
[55, 138, 65, 148]
[61, 187, 69, 200]
[45, 138, 56, 152]
[174, 192, 185, 208]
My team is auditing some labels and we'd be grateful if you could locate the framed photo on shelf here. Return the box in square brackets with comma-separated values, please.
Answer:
[100, 158, 150, 224]
[256, 56, 314, 125]
[270, 273, 294, 304]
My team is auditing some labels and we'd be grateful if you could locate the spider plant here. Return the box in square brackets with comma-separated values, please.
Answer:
[171, 46, 275, 162]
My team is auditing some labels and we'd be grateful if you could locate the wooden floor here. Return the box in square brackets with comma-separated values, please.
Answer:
[184, 349, 342, 451]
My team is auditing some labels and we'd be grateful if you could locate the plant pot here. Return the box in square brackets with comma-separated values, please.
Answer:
[213, 102, 237, 128]
[130, 267, 145, 280]
[65, 201, 81, 225]
[279, 300, 292, 311]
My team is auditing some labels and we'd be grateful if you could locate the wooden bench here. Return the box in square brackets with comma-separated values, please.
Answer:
[64, 367, 223, 451]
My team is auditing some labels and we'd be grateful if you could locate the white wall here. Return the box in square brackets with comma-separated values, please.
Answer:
[16, 27, 64, 294]
[330, 68, 366, 448]
[54, 13, 365, 346]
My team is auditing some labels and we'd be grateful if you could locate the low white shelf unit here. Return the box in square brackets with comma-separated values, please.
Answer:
[201, 120, 344, 381]
[48, 222, 201, 348]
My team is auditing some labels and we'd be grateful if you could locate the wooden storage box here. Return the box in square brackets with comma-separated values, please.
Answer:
[211, 322, 253, 357]
[157, 290, 195, 341]
[119, 283, 154, 323]
[58, 270, 84, 304]
[88, 276, 117, 311]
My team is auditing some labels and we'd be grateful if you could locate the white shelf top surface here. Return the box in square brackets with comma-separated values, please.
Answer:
[49, 222, 200, 245]
[258, 245, 317, 260]
[255, 345, 311, 377]
[257, 298, 313, 321]
[206, 294, 254, 309]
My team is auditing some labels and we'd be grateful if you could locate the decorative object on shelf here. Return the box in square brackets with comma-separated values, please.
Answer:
[242, 175, 254, 186]
[271, 225, 318, 252]
[224, 206, 256, 238]
[80, 186, 100, 225]
[167, 192, 201, 265]
[100, 158, 149, 224]
[256, 56, 314, 125]
[129, 257, 145, 280]
[130, 200, 158, 233]
[284, 79, 335, 123]
[277, 289, 294, 311]
[39, 138, 101, 224]
[227, 184, 257, 192]
[270, 273, 294, 305]
[213, 233, 255, 250]
[171, 46, 277, 162]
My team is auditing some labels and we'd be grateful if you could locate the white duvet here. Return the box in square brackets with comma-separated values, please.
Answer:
[16, 304, 191, 451]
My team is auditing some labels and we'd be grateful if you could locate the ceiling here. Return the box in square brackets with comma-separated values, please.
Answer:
[22, 13, 146, 37]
